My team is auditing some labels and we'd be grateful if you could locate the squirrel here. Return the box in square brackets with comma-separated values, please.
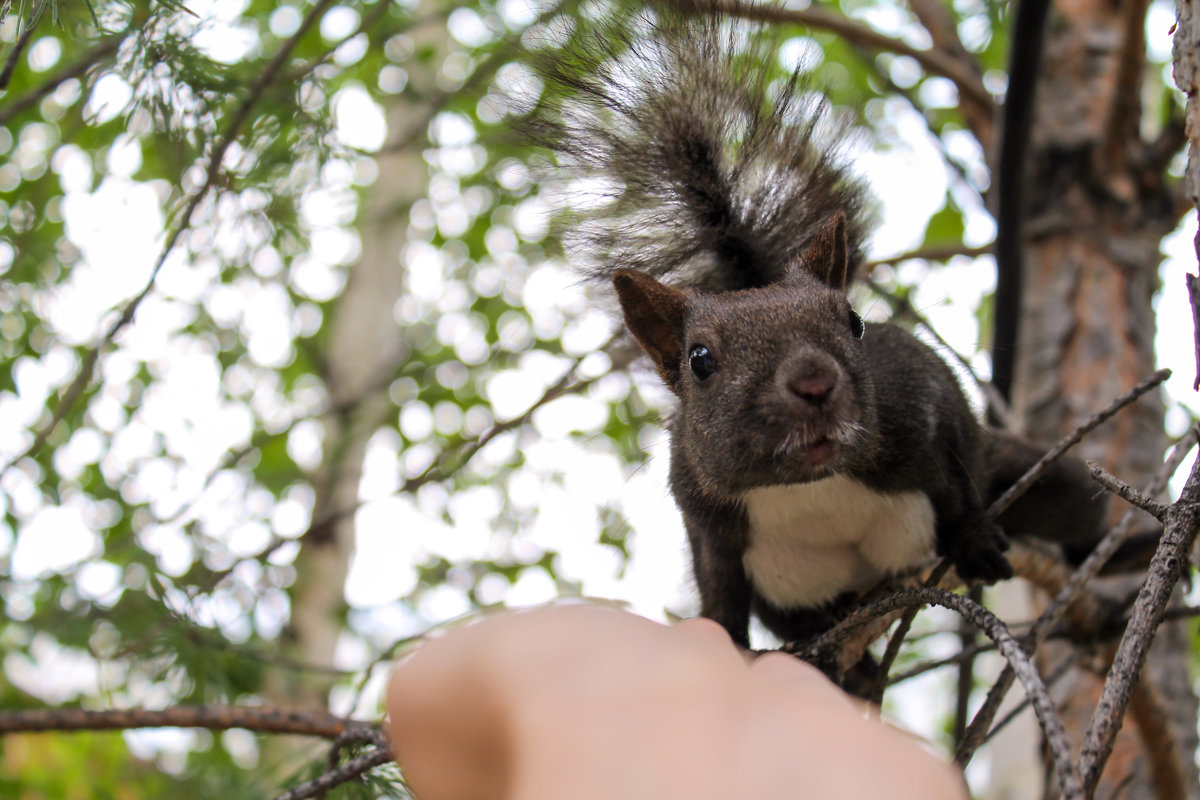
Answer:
[526, 0, 1119, 648]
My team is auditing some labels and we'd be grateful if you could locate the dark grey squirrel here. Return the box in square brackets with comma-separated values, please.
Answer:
[526, 1, 1117, 648]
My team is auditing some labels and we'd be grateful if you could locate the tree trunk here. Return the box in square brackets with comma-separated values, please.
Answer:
[271, 9, 447, 714]
[1012, 1, 1199, 796]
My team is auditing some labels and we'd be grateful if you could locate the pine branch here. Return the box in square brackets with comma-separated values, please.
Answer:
[273, 748, 395, 800]
[0, 0, 339, 481]
[0, 0, 49, 89]
[0, 34, 122, 125]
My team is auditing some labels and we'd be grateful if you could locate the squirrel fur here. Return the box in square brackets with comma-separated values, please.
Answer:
[528, 1, 1118, 648]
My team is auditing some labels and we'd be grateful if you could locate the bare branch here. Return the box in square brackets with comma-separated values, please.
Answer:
[981, 651, 1083, 748]
[865, 278, 1013, 428]
[985, 368, 1171, 521]
[864, 243, 991, 270]
[956, 429, 1195, 766]
[701, 0, 994, 111]
[274, 748, 395, 800]
[905, 0, 993, 145]
[0, 706, 375, 738]
[0, 0, 49, 89]
[1079, 456, 1200, 792]
[792, 586, 1083, 798]
[869, 559, 951, 704]
[1087, 461, 1171, 520]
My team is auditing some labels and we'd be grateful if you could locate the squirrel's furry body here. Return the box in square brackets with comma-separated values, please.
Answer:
[529, 1, 1110, 647]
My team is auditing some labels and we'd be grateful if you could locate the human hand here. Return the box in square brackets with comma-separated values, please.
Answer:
[387, 604, 967, 800]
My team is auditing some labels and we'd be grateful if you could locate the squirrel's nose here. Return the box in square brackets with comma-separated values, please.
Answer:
[787, 372, 836, 406]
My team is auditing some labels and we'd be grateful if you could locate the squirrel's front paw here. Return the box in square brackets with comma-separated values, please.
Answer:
[949, 525, 1013, 583]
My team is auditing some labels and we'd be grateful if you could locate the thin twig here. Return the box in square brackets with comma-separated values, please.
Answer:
[300, 337, 623, 541]
[864, 243, 991, 270]
[273, 748, 394, 800]
[1087, 461, 1171, 520]
[0, 706, 374, 738]
[794, 586, 1083, 798]
[0, 35, 123, 125]
[0, 0, 49, 89]
[980, 651, 1083, 748]
[886, 638, 999, 685]
[1079, 455, 1200, 793]
[955, 428, 1195, 766]
[0, 0, 339, 481]
[985, 368, 1171, 522]
[869, 559, 950, 705]
[865, 278, 1013, 428]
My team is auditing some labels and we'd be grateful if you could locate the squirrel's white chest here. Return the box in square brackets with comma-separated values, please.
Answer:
[741, 476, 936, 609]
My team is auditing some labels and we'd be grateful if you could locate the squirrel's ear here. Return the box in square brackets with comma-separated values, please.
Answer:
[613, 270, 687, 391]
[798, 213, 850, 291]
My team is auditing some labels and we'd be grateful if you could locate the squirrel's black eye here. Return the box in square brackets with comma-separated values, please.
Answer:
[689, 344, 716, 381]
[848, 309, 865, 339]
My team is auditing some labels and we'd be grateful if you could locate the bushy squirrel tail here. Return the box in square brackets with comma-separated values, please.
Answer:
[524, 0, 872, 291]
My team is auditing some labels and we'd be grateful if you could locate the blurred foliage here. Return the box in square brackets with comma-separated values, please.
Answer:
[0, 0, 1186, 795]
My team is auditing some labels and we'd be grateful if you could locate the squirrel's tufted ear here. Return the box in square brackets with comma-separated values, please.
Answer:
[613, 270, 687, 392]
[796, 213, 850, 291]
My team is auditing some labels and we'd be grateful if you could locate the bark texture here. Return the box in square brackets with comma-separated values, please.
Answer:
[1012, 0, 1199, 796]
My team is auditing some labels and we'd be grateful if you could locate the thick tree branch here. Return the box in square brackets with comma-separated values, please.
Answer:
[700, 0, 994, 111]
[0, 706, 374, 738]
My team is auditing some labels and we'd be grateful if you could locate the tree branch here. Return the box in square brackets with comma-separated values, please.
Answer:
[0, 0, 49, 89]
[0, 706, 375, 738]
[956, 428, 1195, 766]
[1079, 453, 1200, 792]
[985, 368, 1171, 521]
[274, 748, 395, 800]
[792, 586, 1083, 798]
[0, 34, 122, 125]
[1087, 460, 1171, 520]
[700, 0, 994, 111]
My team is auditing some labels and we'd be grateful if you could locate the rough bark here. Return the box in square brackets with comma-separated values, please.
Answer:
[1011, 0, 1199, 796]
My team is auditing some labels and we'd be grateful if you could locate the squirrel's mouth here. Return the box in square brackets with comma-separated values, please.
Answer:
[800, 436, 837, 466]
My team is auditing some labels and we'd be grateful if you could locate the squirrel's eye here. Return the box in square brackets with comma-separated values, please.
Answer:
[689, 344, 716, 381]
[848, 309, 865, 339]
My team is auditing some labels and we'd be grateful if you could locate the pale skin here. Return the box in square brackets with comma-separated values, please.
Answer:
[387, 604, 968, 800]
